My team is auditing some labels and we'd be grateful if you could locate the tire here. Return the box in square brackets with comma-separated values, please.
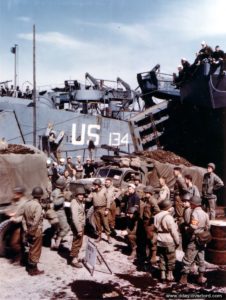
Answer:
[0, 220, 12, 257]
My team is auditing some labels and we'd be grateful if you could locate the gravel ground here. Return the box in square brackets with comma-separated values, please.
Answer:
[0, 231, 226, 300]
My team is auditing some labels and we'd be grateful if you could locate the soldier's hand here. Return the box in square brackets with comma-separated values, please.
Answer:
[121, 230, 128, 236]
[104, 209, 109, 216]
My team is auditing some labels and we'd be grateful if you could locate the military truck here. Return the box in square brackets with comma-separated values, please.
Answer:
[0, 144, 49, 256]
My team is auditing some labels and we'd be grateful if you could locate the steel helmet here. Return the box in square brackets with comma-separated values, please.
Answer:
[144, 186, 154, 194]
[190, 196, 202, 206]
[13, 186, 25, 194]
[207, 163, 215, 171]
[55, 178, 66, 189]
[75, 187, 86, 196]
[182, 193, 192, 202]
[93, 179, 102, 186]
[32, 186, 44, 198]
[159, 199, 172, 211]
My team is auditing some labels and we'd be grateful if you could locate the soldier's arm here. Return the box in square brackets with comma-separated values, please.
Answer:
[177, 178, 189, 194]
[71, 201, 83, 233]
[29, 205, 42, 235]
[213, 174, 224, 190]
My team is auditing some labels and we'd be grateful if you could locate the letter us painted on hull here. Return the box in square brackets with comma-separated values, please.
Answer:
[71, 124, 129, 146]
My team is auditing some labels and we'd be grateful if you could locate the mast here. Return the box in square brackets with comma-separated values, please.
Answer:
[33, 24, 37, 147]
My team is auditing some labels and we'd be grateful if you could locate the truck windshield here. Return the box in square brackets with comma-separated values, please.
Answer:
[97, 168, 122, 178]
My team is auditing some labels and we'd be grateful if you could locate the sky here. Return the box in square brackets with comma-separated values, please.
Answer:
[1, 0, 226, 90]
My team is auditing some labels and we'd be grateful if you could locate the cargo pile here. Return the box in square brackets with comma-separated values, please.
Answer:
[0, 144, 35, 154]
[138, 149, 192, 167]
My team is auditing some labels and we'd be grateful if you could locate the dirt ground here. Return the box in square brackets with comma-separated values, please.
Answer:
[0, 225, 226, 300]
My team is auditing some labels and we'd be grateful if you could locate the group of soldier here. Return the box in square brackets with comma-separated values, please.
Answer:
[0, 84, 32, 99]
[173, 41, 225, 87]
[4, 159, 224, 286]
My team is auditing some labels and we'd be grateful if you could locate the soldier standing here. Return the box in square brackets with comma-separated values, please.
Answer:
[180, 196, 210, 285]
[154, 199, 180, 282]
[142, 186, 160, 265]
[202, 162, 224, 220]
[51, 178, 70, 250]
[22, 187, 44, 276]
[88, 179, 112, 244]
[173, 167, 188, 224]
[121, 206, 140, 261]
[104, 178, 120, 236]
[70, 187, 86, 268]
[126, 184, 140, 213]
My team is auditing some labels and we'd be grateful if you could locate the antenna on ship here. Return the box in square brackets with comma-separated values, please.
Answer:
[33, 24, 37, 147]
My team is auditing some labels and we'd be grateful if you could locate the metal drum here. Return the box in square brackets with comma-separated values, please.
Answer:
[205, 220, 226, 265]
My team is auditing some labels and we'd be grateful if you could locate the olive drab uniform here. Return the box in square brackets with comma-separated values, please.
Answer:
[158, 185, 170, 204]
[104, 185, 120, 230]
[143, 196, 160, 263]
[174, 175, 188, 223]
[51, 188, 70, 246]
[89, 187, 111, 238]
[181, 207, 210, 276]
[154, 211, 179, 275]
[202, 172, 224, 220]
[22, 197, 43, 270]
[70, 197, 86, 260]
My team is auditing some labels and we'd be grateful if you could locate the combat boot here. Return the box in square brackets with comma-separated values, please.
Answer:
[166, 271, 174, 282]
[161, 271, 166, 281]
[128, 249, 136, 261]
[197, 272, 207, 284]
[110, 228, 117, 237]
[27, 264, 44, 276]
[107, 235, 112, 244]
[179, 274, 188, 284]
[95, 235, 102, 243]
[71, 257, 83, 268]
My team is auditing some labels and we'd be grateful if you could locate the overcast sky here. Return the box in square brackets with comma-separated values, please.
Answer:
[1, 0, 226, 90]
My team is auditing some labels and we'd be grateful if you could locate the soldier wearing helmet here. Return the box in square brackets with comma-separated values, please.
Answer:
[180, 196, 210, 285]
[87, 178, 112, 244]
[103, 178, 120, 237]
[22, 187, 44, 276]
[50, 178, 70, 250]
[154, 199, 179, 282]
[69, 187, 86, 268]
[202, 162, 224, 220]
[173, 166, 188, 225]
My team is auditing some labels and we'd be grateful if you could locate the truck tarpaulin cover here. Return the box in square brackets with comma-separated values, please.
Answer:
[148, 159, 206, 191]
[0, 145, 48, 205]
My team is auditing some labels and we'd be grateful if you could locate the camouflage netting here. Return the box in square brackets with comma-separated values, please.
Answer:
[0, 145, 48, 205]
[137, 149, 192, 167]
